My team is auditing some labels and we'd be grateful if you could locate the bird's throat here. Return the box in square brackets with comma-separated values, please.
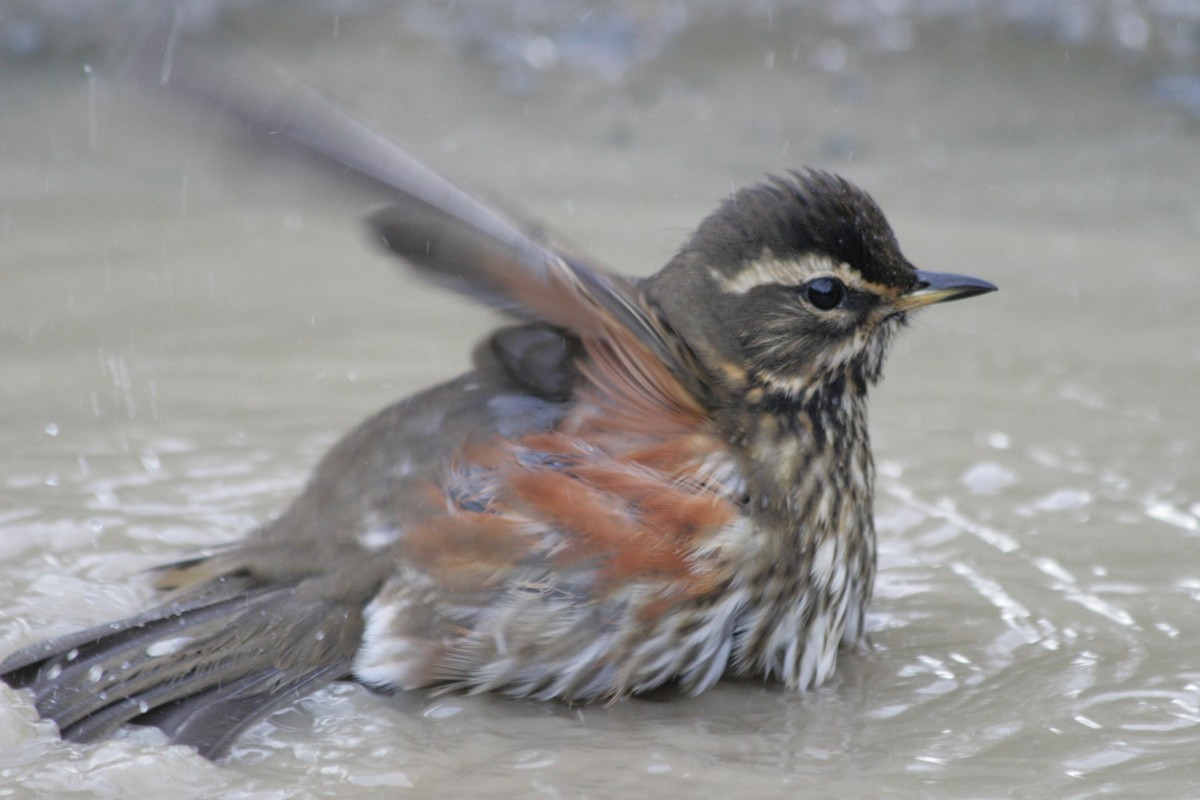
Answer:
[733, 377, 875, 559]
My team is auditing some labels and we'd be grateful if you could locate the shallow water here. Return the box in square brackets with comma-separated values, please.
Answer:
[2, 6, 1199, 798]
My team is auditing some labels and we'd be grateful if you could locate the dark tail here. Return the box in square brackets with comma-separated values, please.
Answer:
[1, 575, 362, 760]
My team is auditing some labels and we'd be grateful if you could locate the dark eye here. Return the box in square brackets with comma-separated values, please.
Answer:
[803, 277, 846, 311]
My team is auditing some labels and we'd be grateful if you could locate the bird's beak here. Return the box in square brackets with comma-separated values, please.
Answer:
[895, 270, 997, 311]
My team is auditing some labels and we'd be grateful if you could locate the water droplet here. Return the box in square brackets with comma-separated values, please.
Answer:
[423, 704, 462, 720]
[1145, 501, 1198, 531]
[43, 423, 59, 436]
[87, 665, 104, 682]
[522, 36, 557, 70]
[65, 649, 79, 661]
[1114, 8, 1150, 50]
[1033, 488, 1091, 512]
[984, 431, 1010, 449]
[45, 664, 62, 681]
[961, 461, 1016, 495]
[146, 636, 192, 657]
[1156, 622, 1180, 639]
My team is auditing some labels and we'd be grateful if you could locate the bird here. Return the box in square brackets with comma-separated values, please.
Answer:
[0, 45, 996, 761]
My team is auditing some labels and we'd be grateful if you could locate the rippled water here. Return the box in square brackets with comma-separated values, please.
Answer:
[2, 6, 1198, 798]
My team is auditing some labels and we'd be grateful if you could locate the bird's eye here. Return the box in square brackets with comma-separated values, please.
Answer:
[803, 277, 846, 311]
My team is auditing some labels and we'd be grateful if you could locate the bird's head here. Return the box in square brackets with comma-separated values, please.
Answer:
[643, 170, 995, 405]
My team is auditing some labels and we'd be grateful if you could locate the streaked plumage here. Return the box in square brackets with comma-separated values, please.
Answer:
[1, 38, 995, 760]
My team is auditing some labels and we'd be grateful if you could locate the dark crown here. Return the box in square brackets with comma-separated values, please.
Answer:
[681, 170, 916, 290]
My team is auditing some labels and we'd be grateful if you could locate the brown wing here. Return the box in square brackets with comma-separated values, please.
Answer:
[358, 418, 748, 699]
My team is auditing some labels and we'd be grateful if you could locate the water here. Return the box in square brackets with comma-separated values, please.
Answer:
[2, 6, 1198, 798]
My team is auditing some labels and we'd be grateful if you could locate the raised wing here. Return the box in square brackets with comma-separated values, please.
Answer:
[131, 29, 712, 419]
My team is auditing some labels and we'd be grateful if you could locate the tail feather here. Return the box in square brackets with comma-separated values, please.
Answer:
[1, 579, 363, 760]
[138, 662, 349, 758]
[0, 574, 254, 687]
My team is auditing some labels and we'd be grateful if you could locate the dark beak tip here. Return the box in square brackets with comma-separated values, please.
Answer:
[911, 270, 998, 302]
[952, 279, 998, 300]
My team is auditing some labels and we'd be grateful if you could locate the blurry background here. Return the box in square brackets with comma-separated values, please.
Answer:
[1, 2, 1198, 797]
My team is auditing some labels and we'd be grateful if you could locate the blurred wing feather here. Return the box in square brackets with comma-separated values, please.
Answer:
[135, 29, 711, 416]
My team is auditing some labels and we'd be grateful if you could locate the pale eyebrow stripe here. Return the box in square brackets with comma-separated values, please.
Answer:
[713, 252, 847, 295]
